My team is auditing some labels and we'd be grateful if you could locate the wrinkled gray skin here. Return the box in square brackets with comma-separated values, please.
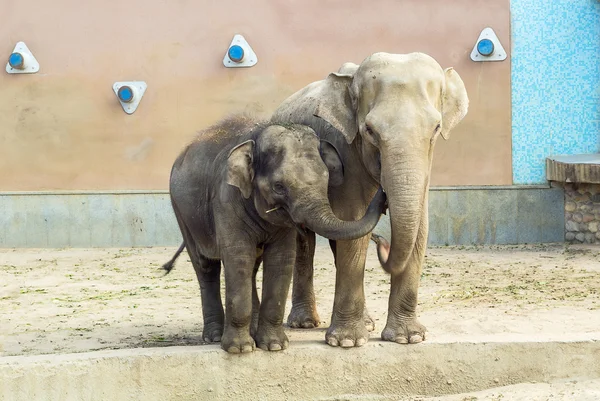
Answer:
[164, 116, 386, 353]
[271, 52, 469, 347]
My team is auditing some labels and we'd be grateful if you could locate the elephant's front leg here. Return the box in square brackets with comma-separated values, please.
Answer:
[255, 231, 296, 351]
[221, 244, 257, 353]
[287, 230, 321, 328]
[381, 220, 427, 344]
[326, 234, 371, 347]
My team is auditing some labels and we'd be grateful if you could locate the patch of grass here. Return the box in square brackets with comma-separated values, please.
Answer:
[73, 327, 92, 332]
[20, 288, 48, 294]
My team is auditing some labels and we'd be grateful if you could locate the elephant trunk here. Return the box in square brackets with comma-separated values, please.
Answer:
[377, 150, 428, 274]
[292, 187, 386, 241]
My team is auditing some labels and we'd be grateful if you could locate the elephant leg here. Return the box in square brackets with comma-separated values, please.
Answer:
[326, 235, 371, 347]
[255, 231, 296, 351]
[331, 239, 375, 332]
[381, 217, 427, 344]
[221, 244, 257, 353]
[287, 230, 321, 328]
[250, 254, 263, 337]
[192, 255, 224, 343]
[175, 213, 224, 343]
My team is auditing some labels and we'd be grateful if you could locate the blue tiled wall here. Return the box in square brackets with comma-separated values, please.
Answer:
[511, 0, 600, 184]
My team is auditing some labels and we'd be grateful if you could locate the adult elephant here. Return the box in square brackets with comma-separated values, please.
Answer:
[271, 52, 469, 347]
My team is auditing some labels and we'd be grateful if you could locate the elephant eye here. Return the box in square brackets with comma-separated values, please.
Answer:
[272, 182, 286, 195]
[365, 124, 375, 137]
[434, 123, 441, 133]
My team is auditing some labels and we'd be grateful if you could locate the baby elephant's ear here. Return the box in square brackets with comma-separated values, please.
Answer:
[227, 140, 255, 198]
[320, 140, 344, 187]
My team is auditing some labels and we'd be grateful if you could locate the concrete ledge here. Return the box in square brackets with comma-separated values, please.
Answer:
[1, 341, 599, 400]
[0, 187, 564, 247]
[0, 185, 552, 196]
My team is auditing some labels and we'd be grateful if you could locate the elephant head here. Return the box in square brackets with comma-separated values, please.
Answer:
[313, 52, 468, 274]
[226, 124, 386, 241]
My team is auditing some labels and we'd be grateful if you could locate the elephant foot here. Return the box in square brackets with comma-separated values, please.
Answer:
[254, 322, 289, 352]
[363, 308, 375, 332]
[326, 319, 369, 348]
[202, 321, 224, 343]
[221, 326, 255, 353]
[287, 303, 320, 329]
[381, 317, 427, 344]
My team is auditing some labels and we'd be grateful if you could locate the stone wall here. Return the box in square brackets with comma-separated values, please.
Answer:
[564, 183, 600, 243]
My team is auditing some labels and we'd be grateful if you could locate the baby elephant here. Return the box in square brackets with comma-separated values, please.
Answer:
[163, 115, 386, 353]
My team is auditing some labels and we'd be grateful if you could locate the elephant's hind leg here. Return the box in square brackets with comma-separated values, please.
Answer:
[191, 254, 224, 343]
[172, 205, 224, 343]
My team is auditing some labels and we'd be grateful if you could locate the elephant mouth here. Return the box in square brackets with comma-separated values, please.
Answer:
[267, 204, 308, 236]
[295, 223, 308, 237]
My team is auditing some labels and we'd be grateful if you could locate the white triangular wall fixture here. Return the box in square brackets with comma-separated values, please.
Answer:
[5, 42, 40, 74]
[470, 27, 507, 62]
[223, 34, 258, 68]
[112, 81, 147, 115]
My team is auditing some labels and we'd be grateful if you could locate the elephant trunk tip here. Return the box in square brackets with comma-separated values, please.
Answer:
[370, 233, 408, 275]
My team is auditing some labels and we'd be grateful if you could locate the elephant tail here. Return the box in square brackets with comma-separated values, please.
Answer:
[161, 242, 186, 275]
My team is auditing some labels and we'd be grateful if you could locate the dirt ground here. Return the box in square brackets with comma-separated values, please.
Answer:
[1, 242, 599, 357]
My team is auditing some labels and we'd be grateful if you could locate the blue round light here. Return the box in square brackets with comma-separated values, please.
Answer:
[118, 86, 134, 103]
[477, 39, 495, 56]
[8, 52, 24, 69]
[228, 45, 245, 63]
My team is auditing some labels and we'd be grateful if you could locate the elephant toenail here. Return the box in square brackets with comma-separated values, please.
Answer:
[270, 343, 282, 351]
[227, 346, 241, 353]
[395, 337, 409, 344]
[356, 338, 367, 347]
[327, 337, 339, 347]
[409, 335, 423, 343]
[340, 339, 354, 348]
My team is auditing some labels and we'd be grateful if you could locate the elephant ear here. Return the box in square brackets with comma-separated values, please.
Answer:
[226, 140, 255, 199]
[441, 67, 469, 140]
[337, 62, 359, 75]
[313, 72, 358, 145]
[320, 140, 344, 187]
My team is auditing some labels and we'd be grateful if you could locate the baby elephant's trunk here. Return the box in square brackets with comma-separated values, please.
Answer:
[161, 242, 186, 274]
[297, 187, 387, 241]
